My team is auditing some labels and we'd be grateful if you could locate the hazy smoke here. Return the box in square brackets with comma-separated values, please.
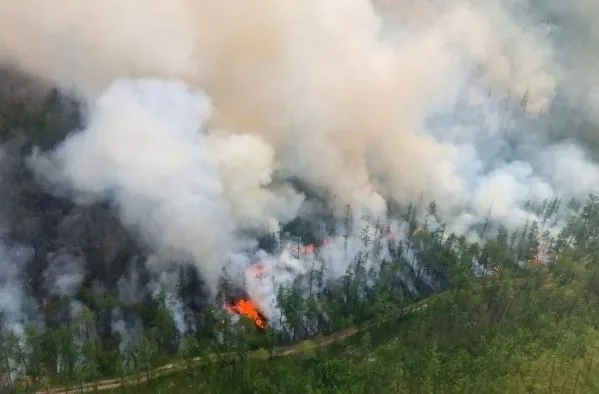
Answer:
[43, 251, 85, 297]
[0, 243, 33, 336]
[1, 0, 599, 317]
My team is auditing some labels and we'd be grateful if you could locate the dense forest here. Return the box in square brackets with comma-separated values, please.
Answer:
[2, 147, 599, 394]
[0, 74, 598, 392]
[0, 2, 597, 390]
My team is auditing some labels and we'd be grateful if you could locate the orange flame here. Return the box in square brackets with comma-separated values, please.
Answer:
[224, 298, 267, 329]
[299, 243, 316, 255]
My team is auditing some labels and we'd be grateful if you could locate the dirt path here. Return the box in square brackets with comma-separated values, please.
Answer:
[33, 300, 429, 394]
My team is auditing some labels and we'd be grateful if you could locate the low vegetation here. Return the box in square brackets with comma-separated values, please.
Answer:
[1, 194, 598, 392]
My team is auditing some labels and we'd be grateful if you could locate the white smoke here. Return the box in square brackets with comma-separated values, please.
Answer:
[30, 77, 307, 301]
[0, 244, 33, 336]
[113, 263, 145, 352]
[43, 250, 85, 297]
[1, 0, 599, 322]
[145, 256, 187, 335]
[245, 220, 402, 320]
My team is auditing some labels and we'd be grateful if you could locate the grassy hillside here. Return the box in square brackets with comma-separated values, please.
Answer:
[90, 254, 599, 393]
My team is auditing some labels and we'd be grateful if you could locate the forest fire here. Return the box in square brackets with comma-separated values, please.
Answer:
[224, 298, 267, 330]
[299, 243, 317, 255]
[298, 229, 394, 256]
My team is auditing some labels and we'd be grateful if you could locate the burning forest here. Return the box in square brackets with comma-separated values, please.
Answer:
[224, 298, 267, 330]
[0, 0, 598, 391]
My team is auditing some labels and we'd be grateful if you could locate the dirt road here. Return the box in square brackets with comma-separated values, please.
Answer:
[33, 300, 429, 394]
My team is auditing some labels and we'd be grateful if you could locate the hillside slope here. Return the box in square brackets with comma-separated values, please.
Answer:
[48, 257, 599, 393]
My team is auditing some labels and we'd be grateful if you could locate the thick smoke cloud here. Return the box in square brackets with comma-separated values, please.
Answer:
[32, 78, 302, 293]
[0, 0, 598, 315]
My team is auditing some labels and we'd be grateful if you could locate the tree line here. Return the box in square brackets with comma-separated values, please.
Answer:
[1, 191, 597, 392]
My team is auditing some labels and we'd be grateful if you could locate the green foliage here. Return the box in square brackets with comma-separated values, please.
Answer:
[99, 258, 599, 393]
[7, 195, 599, 392]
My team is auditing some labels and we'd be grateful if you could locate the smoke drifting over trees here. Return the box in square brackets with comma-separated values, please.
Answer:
[0, 0, 598, 390]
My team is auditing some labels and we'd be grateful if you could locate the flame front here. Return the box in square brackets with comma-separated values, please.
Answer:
[225, 298, 267, 329]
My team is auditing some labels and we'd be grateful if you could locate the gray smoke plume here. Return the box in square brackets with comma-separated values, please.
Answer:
[43, 250, 85, 297]
[31, 78, 302, 294]
[0, 243, 33, 336]
[0, 0, 598, 318]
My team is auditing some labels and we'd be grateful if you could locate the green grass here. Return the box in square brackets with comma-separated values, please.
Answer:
[100, 269, 599, 393]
